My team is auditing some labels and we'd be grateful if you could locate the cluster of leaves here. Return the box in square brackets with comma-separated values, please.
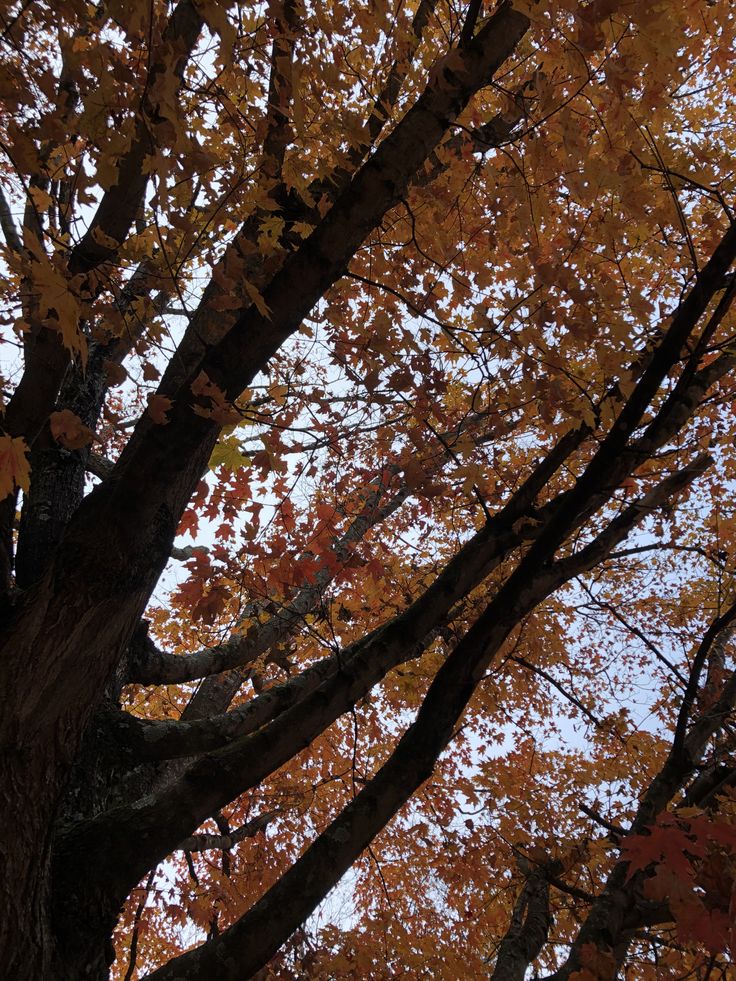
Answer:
[1, 0, 736, 979]
[623, 808, 736, 955]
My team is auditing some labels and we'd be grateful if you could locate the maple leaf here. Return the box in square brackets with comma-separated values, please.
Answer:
[569, 943, 617, 981]
[102, 360, 128, 387]
[147, 395, 173, 425]
[622, 813, 704, 882]
[675, 901, 731, 953]
[25, 237, 86, 362]
[191, 584, 230, 625]
[49, 410, 94, 451]
[279, 498, 296, 533]
[0, 434, 30, 499]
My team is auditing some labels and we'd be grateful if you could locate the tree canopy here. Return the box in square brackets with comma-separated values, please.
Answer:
[1, 0, 736, 977]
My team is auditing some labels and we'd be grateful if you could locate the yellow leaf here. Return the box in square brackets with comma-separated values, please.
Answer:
[29, 186, 53, 212]
[268, 384, 289, 406]
[26, 238, 86, 362]
[244, 281, 271, 319]
[0, 434, 30, 499]
[208, 435, 245, 472]
[90, 225, 120, 251]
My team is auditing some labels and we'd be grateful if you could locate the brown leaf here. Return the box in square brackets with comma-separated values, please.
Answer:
[49, 409, 93, 450]
[147, 394, 172, 425]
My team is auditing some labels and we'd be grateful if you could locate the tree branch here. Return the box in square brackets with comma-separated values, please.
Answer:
[491, 863, 552, 981]
[2, 0, 203, 446]
[175, 809, 277, 853]
[57, 452, 709, 940]
[132, 408, 507, 689]
[125, 331, 730, 760]
[7, 3, 534, 834]
[261, 0, 300, 184]
[334, 0, 439, 180]
[116, 427, 588, 763]
[460, 0, 484, 47]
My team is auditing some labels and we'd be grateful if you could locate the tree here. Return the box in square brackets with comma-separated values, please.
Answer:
[1, 0, 736, 976]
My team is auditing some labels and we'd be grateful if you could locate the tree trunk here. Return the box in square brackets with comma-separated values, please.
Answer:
[0, 747, 57, 979]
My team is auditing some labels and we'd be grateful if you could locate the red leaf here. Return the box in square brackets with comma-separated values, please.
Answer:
[622, 813, 704, 882]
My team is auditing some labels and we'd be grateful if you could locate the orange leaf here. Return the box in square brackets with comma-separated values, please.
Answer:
[0, 433, 30, 499]
[49, 409, 93, 450]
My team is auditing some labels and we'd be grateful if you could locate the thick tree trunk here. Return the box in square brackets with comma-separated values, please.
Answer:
[0, 748, 57, 980]
[0, 561, 169, 975]
[1, 747, 116, 979]
[1, 671, 136, 978]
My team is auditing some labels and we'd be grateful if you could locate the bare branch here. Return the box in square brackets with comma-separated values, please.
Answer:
[175, 809, 276, 853]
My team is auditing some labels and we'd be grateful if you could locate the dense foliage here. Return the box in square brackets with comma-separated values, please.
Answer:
[1, 0, 736, 977]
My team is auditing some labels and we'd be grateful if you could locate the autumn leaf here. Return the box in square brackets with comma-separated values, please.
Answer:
[209, 435, 245, 472]
[279, 498, 296, 533]
[675, 902, 731, 954]
[49, 410, 94, 450]
[622, 813, 704, 882]
[25, 236, 86, 361]
[191, 372, 241, 424]
[192, 584, 230, 625]
[569, 942, 618, 981]
[243, 280, 271, 318]
[147, 394, 173, 425]
[103, 360, 128, 387]
[0, 434, 30, 499]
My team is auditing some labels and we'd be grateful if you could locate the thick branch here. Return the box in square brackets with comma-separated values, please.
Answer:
[261, 0, 299, 183]
[56, 452, 709, 934]
[0, 4, 536, 785]
[68, 2, 203, 276]
[130, 471, 412, 686]
[514, 221, 736, 584]
[134, 408, 501, 688]
[116, 427, 587, 761]
[491, 866, 552, 981]
[460, 0, 484, 47]
[125, 334, 730, 763]
[145, 5, 520, 407]
[0, 184, 21, 253]
[337, 0, 439, 177]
